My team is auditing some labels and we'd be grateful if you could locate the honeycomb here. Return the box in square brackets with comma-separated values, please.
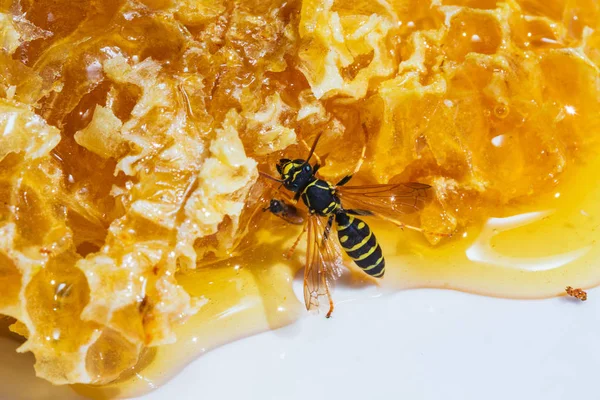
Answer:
[1, 0, 599, 387]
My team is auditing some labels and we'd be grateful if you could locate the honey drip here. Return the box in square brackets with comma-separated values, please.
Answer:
[0, 0, 599, 397]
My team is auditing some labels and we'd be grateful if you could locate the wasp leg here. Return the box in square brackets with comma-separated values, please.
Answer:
[293, 190, 302, 202]
[335, 143, 366, 187]
[276, 187, 298, 205]
[325, 298, 334, 318]
[386, 218, 448, 236]
[335, 175, 353, 187]
[324, 273, 335, 318]
[375, 214, 453, 238]
[285, 219, 308, 259]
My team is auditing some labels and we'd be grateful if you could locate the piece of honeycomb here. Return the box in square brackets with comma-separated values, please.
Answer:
[0, 0, 599, 387]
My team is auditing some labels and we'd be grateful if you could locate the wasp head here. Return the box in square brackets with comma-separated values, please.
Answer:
[276, 158, 314, 192]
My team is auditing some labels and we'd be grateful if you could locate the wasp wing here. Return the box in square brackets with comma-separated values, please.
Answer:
[337, 182, 432, 229]
[304, 214, 343, 315]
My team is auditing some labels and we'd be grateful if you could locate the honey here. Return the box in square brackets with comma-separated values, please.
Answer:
[0, 0, 599, 396]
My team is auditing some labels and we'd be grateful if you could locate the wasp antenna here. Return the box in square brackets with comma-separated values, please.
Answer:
[301, 139, 322, 165]
[305, 131, 324, 164]
[259, 171, 283, 183]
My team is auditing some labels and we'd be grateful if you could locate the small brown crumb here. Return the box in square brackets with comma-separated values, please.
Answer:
[139, 295, 155, 327]
[565, 286, 587, 301]
[139, 295, 149, 313]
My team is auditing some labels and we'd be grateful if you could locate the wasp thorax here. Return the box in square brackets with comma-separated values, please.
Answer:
[276, 158, 314, 192]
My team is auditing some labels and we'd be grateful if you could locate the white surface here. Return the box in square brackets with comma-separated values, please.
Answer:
[142, 287, 600, 400]
[2, 287, 598, 400]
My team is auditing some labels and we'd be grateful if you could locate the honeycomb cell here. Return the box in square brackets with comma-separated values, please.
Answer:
[512, 16, 565, 49]
[562, 0, 600, 40]
[444, 9, 503, 61]
[85, 328, 141, 384]
[14, 186, 52, 247]
[516, 0, 565, 20]
[25, 252, 94, 354]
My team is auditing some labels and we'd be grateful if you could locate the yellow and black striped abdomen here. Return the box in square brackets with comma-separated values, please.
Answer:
[335, 213, 385, 278]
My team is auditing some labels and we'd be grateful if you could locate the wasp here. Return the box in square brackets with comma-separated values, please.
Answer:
[260, 132, 435, 318]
